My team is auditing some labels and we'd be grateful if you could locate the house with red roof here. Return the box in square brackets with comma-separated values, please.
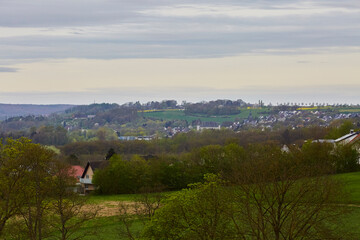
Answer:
[80, 161, 109, 194]
[69, 165, 85, 182]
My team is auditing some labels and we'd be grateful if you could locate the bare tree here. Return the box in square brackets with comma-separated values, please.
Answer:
[118, 186, 164, 240]
[48, 162, 98, 240]
[231, 156, 349, 240]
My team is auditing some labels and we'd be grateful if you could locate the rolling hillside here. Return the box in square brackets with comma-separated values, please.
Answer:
[0, 104, 74, 120]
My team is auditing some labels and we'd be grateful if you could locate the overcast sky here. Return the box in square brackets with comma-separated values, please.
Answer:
[0, 0, 359, 104]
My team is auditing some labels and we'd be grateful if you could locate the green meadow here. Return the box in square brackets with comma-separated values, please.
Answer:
[339, 108, 360, 113]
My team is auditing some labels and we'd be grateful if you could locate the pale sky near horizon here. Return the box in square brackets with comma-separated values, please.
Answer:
[0, 0, 359, 105]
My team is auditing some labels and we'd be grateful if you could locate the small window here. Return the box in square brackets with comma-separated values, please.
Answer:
[86, 175, 89, 179]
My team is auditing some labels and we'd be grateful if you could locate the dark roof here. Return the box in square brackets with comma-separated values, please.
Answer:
[221, 121, 234, 127]
[200, 122, 219, 127]
[81, 161, 109, 178]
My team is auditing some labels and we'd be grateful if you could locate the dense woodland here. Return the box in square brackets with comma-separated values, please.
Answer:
[184, 99, 246, 115]
[92, 141, 359, 194]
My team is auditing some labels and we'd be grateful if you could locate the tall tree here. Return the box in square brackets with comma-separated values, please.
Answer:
[0, 138, 32, 236]
[0, 138, 96, 239]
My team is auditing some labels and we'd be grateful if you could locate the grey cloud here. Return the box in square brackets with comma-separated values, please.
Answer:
[0, 67, 18, 72]
[0, 0, 359, 59]
[1, 26, 360, 60]
[0, 0, 162, 27]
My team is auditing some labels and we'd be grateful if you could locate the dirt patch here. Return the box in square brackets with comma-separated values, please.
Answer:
[84, 201, 140, 217]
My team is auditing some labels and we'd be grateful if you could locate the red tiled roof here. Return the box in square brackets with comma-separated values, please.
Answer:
[70, 165, 85, 179]
[349, 133, 360, 145]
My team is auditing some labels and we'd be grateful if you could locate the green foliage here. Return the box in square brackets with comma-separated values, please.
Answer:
[0, 138, 95, 239]
[65, 103, 120, 116]
[0, 138, 33, 236]
[326, 120, 355, 139]
[144, 174, 236, 240]
[333, 144, 360, 173]
[144, 167, 350, 240]
[92, 141, 360, 195]
[300, 141, 335, 173]
[93, 155, 152, 194]
[29, 125, 69, 145]
[185, 101, 241, 116]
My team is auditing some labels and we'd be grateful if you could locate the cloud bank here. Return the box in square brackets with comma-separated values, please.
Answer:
[1, 0, 359, 104]
[0, 0, 359, 60]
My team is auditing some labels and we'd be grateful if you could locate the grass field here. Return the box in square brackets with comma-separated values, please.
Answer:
[81, 172, 360, 239]
[141, 108, 270, 124]
[297, 106, 360, 113]
[335, 171, 360, 204]
[339, 108, 360, 113]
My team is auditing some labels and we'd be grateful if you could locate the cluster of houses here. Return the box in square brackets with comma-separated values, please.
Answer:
[162, 111, 360, 137]
[118, 135, 156, 141]
[238, 111, 360, 130]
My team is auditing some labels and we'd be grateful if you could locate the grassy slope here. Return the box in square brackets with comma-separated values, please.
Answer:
[336, 172, 360, 236]
[335, 171, 360, 204]
[142, 108, 270, 124]
[142, 107, 360, 124]
[82, 172, 360, 239]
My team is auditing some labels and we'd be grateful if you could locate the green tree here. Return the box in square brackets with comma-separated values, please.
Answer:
[326, 120, 355, 139]
[144, 174, 236, 240]
[16, 140, 57, 240]
[0, 138, 95, 239]
[93, 154, 151, 194]
[0, 138, 32, 236]
[332, 144, 360, 173]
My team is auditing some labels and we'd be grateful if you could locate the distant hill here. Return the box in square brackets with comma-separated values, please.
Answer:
[0, 104, 74, 120]
[65, 103, 119, 117]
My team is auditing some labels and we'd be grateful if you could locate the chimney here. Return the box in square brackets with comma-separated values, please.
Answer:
[350, 129, 354, 134]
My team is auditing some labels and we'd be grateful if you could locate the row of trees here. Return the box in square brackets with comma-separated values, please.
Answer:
[0, 138, 96, 239]
[184, 100, 243, 116]
[93, 141, 360, 195]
